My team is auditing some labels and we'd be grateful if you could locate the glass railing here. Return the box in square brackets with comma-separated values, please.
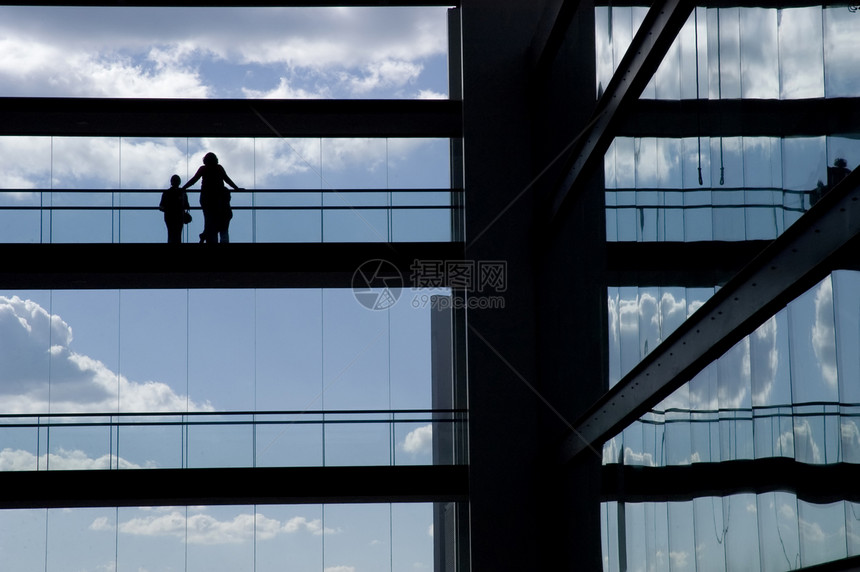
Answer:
[602, 402, 860, 467]
[0, 409, 468, 471]
[604, 135, 858, 242]
[0, 187, 459, 243]
[606, 187, 811, 242]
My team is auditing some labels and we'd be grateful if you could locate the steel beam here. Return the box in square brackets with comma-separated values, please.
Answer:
[606, 240, 771, 287]
[0, 466, 469, 509]
[0, 242, 465, 290]
[545, 0, 694, 227]
[618, 98, 860, 138]
[0, 98, 462, 138]
[602, 458, 860, 504]
[528, 0, 583, 82]
[560, 167, 860, 462]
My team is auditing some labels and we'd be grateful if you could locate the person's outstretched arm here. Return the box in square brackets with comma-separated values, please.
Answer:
[220, 166, 241, 190]
[182, 167, 204, 189]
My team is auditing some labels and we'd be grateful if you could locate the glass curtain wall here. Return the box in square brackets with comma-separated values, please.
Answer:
[0, 137, 452, 244]
[0, 287, 456, 471]
[598, 5, 860, 243]
[602, 271, 860, 570]
[596, 6, 860, 101]
[0, 502, 439, 572]
[605, 135, 860, 242]
[602, 494, 860, 571]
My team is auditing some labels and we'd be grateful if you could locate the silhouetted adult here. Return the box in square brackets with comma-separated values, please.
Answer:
[182, 152, 241, 244]
[159, 174, 191, 244]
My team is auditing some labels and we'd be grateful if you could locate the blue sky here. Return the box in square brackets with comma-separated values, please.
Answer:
[0, 6, 454, 571]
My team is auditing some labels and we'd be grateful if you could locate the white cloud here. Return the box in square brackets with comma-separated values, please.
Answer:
[114, 510, 338, 545]
[669, 551, 689, 569]
[0, 295, 211, 414]
[750, 315, 779, 404]
[401, 424, 432, 455]
[90, 516, 114, 532]
[812, 277, 838, 391]
[842, 420, 860, 461]
[0, 7, 449, 99]
[779, 419, 822, 464]
[284, 516, 338, 536]
[242, 77, 326, 99]
[341, 59, 424, 94]
[623, 446, 656, 467]
[325, 567, 356, 572]
[0, 447, 144, 471]
[417, 89, 447, 99]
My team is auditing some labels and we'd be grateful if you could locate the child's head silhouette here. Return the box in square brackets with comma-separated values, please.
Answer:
[170, 174, 181, 187]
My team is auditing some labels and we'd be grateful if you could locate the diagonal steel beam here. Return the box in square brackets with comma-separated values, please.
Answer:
[559, 167, 860, 463]
[528, 0, 584, 83]
[545, 0, 694, 226]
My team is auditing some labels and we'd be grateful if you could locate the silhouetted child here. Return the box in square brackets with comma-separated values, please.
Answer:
[159, 174, 191, 244]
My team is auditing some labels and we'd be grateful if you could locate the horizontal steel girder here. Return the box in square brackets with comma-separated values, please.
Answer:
[0, 98, 462, 138]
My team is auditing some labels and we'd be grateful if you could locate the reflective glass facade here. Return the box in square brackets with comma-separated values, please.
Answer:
[598, 1, 860, 567]
[602, 495, 860, 571]
[596, 6, 860, 101]
[604, 271, 860, 567]
[605, 135, 860, 242]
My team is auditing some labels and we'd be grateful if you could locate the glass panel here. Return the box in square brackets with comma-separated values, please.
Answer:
[117, 423, 183, 469]
[324, 417, 391, 466]
[322, 290, 390, 410]
[186, 420, 254, 468]
[798, 500, 848, 567]
[602, 501, 622, 572]
[392, 208, 452, 242]
[188, 289, 256, 412]
[824, 7, 860, 98]
[847, 502, 860, 557]
[46, 508, 116, 572]
[323, 504, 391, 572]
[255, 289, 323, 411]
[724, 494, 761, 571]
[255, 418, 324, 467]
[50, 290, 120, 413]
[117, 506, 186, 571]
[255, 505, 324, 572]
[740, 9, 779, 99]
[788, 277, 839, 405]
[0, 508, 46, 569]
[714, 8, 742, 100]
[667, 501, 696, 571]
[693, 497, 727, 571]
[0, 292, 52, 415]
[392, 504, 434, 571]
[118, 289, 189, 413]
[394, 421, 433, 465]
[779, 7, 825, 100]
[623, 502, 648, 566]
[185, 506, 255, 572]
